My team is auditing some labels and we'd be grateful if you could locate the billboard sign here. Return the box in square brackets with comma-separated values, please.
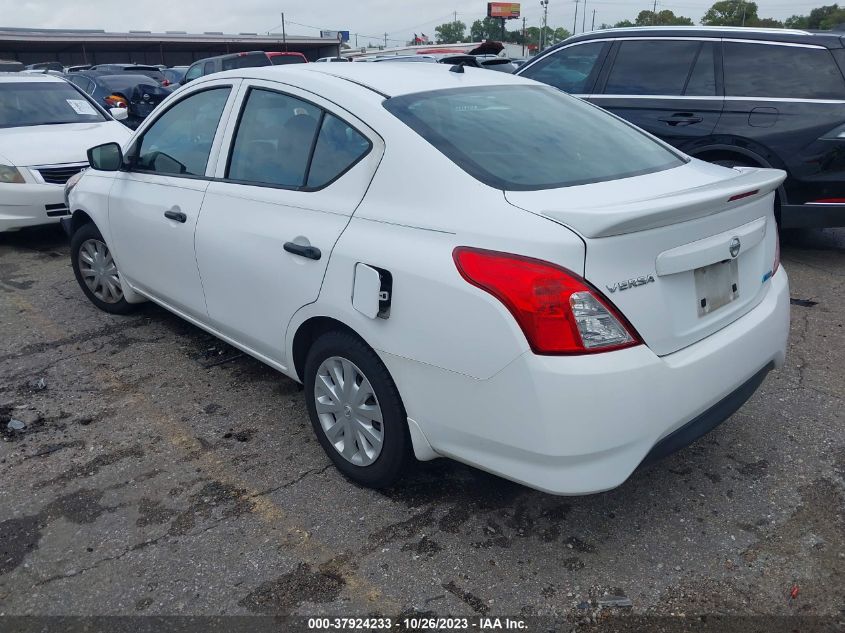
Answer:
[487, 2, 521, 18]
[320, 30, 350, 42]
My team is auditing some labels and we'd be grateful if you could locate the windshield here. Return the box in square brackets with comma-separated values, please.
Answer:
[0, 82, 106, 128]
[383, 85, 685, 191]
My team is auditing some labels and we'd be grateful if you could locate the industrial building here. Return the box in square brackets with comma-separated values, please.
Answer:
[0, 27, 341, 66]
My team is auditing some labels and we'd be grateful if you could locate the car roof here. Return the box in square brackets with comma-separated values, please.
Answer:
[205, 62, 538, 97]
[0, 72, 65, 83]
[560, 25, 845, 48]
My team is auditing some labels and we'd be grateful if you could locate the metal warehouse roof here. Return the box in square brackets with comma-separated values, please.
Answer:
[0, 26, 334, 46]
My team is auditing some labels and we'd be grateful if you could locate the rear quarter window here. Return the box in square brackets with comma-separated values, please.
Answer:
[723, 42, 845, 100]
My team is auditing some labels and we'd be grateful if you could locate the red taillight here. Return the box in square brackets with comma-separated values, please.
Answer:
[161, 79, 171, 87]
[104, 94, 127, 108]
[453, 247, 641, 355]
[809, 197, 845, 203]
[728, 189, 759, 202]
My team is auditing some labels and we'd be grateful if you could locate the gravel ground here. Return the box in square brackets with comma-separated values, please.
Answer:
[0, 225, 842, 626]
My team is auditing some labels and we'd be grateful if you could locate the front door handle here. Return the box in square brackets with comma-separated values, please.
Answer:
[164, 209, 187, 223]
[284, 242, 321, 260]
[659, 113, 704, 127]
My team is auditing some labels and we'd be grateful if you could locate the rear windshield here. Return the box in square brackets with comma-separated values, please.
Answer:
[383, 85, 685, 190]
[222, 54, 272, 70]
[0, 82, 106, 128]
[270, 55, 306, 65]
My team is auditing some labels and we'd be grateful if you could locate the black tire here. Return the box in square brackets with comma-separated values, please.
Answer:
[70, 222, 136, 315]
[304, 329, 412, 488]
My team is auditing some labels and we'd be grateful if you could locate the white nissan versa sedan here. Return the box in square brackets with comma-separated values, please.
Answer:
[63, 64, 790, 495]
[0, 74, 131, 232]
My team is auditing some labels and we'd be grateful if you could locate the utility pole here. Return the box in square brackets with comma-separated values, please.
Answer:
[384, 32, 388, 48]
[741, 0, 747, 26]
[591, 9, 596, 30]
[573, 0, 579, 35]
[652, 0, 658, 24]
[522, 16, 526, 56]
[582, 0, 587, 33]
[281, 12, 287, 51]
[540, 0, 549, 51]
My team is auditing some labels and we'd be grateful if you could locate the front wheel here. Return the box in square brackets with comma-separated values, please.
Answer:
[304, 330, 412, 488]
[70, 222, 136, 315]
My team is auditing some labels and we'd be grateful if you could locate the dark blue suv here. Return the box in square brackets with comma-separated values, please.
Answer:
[517, 26, 845, 228]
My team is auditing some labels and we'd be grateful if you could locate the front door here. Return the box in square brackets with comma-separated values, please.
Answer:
[195, 82, 382, 367]
[108, 84, 236, 318]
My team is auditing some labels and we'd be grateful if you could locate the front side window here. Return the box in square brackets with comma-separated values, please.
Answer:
[384, 85, 684, 191]
[723, 42, 845, 100]
[203, 61, 215, 75]
[134, 87, 230, 176]
[0, 82, 106, 128]
[518, 42, 605, 93]
[228, 89, 321, 187]
[604, 40, 710, 96]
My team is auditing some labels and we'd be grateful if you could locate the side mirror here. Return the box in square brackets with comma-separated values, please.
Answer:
[87, 142, 123, 171]
[109, 106, 129, 121]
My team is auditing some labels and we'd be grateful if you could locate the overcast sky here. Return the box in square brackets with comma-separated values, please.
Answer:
[1, 0, 828, 44]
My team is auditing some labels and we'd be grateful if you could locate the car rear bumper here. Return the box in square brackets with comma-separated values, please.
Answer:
[0, 183, 68, 232]
[780, 203, 845, 228]
[382, 268, 790, 495]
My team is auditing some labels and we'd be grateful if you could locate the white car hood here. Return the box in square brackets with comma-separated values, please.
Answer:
[0, 121, 131, 167]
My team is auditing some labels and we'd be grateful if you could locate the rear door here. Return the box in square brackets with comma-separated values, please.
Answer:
[194, 81, 383, 367]
[590, 38, 723, 150]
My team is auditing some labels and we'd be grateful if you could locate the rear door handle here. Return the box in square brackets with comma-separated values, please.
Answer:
[659, 113, 703, 127]
[284, 242, 321, 260]
[164, 209, 187, 223]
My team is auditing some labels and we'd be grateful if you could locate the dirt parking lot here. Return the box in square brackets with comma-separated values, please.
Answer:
[0, 225, 843, 627]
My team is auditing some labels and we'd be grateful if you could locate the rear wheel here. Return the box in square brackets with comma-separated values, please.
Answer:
[71, 222, 136, 315]
[304, 330, 412, 488]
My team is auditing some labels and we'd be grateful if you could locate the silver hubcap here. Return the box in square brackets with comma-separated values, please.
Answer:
[78, 238, 123, 304]
[314, 356, 384, 467]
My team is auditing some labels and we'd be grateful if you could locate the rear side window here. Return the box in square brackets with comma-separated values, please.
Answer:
[306, 114, 371, 188]
[723, 42, 845, 99]
[385, 85, 684, 191]
[134, 87, 230, 176]
[227, 89, 321, 188]
[519, 42, 605, 93]
[605, 40, 714, 96]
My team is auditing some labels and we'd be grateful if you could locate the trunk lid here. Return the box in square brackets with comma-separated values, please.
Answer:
[506, 162, 786, 356]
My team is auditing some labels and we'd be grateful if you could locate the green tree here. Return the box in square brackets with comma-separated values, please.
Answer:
[471, 17, 502, 40]
[434, 20, 467, 44]
[786, 4, 845, 29]
[632, 9, 694, 25]
[702, 0, 758, 24]
[613, 19, 635, 27]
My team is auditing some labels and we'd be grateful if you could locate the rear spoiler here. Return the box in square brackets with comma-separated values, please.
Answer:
[541, 168, 786, 238]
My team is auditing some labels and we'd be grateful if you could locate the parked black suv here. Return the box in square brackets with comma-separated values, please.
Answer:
[516, 26, 845, 228]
